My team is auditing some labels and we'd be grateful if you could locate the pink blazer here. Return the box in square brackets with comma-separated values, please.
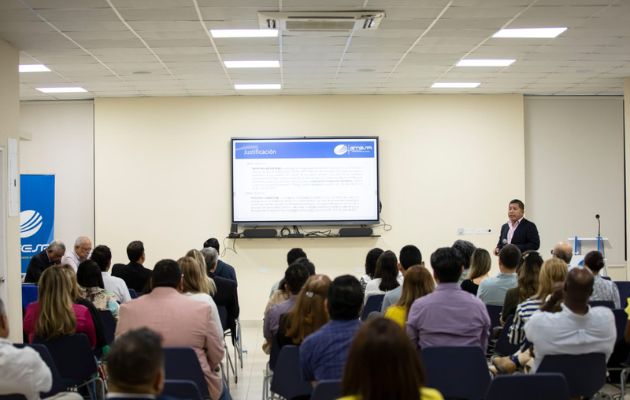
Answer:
[23, 302, 97, 348]
[116, 287, 225, 399]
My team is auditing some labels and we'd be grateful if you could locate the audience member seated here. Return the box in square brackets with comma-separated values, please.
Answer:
[178, 256, 223, 339]
[552, 241, 573, 265]
[381, 245, 423, 312]
[364, 250, 400, 300]
[359, 247, 383, 295]
[269, 247, 308, 297]
[203, 237, 237, 284]
[106, 327, 165, 399]
[460, 248, 491, 296]
[300, 275, 363, 384]
[61, 236, 93, 272]
[185, 249, 217, 295]
[277, 274, 331, 350]
[77, 260, 120, 318]
[384, 265, 434, 328]
[24, 240, 65, 284]
[584, 250, 620, 308]
[339, 317, 444, 400]
[23, 266, 96, 348]
[202, 247, 240, 335]
[477, 244, 520, 306]
[501, 251, 543, 322]
[525, 268, 616, 372]
[112, 240, 152, 294]
[452, 239, 476, 284]
[116, 259, 226, 400]
[406, 247, 490, 350]
[91, 244, 132, 303]
[264, 262, 310, 346]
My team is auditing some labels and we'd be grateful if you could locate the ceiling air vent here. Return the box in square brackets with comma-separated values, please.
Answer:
[258, 11, 385, 32]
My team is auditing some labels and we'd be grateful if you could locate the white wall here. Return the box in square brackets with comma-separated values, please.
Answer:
[524, 96, 625, 277]
[94, 95, 525, 320]
[19, 101, 95, 245]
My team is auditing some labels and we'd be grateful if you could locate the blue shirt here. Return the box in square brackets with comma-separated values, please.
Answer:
[476, 273, 517, 306]
[300, 319, 361, 382]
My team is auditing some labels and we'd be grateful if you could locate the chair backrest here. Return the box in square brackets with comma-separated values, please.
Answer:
[14, 343, 66, 397]
[310, 379, 341, 400]
[421, 346, 491, 400]
[21, 284, 38, 310]
[217, 305, 229, 332]
[0, 395, 27, 400]
[485, 373, 569, 400]
[361, 294, 385, 321]
[615, 281, 630, 310]
[270, 345, 312, 399]
[269, 333, 281, 371]
[97, 310, 117, 344]
[494, 314, 520, 356]
[163, 347, 210, 400]
[162, 379, 203, 400]
[589, 300, 614, 309]
[613, 308, 627, 344]
[34, 334, 98, 387]
[485, 304, 502, 329]
[537, 353, 607, 398]
[128, 288, 138, 299]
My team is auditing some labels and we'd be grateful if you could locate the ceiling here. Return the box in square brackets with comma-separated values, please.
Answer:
[1, 0, 629, 100]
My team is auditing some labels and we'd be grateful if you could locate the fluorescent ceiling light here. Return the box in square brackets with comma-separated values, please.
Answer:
[456, 59, 515, 67]
[19, 64, 50, 72]
[210, 29, 278, 38]
[431, 82, 480, 88]
[493, 27, 567, 38]
[224, 61, 280, 69]
[36, 87, 87, 93]
[234, 84, 281, 90]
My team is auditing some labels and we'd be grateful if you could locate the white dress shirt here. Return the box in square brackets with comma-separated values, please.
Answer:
[61, 251, 80, 272]
[0, 338, 52, 400]
[507, 217, 523, 244]
[102, 271, 132, 303]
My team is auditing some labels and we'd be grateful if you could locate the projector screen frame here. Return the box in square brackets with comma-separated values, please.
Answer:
[230, 136, 380, 227]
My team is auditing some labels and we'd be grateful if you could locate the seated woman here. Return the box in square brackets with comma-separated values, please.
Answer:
[384, 266, 434, 328]
[359, 248, 384, 294]
[339, 317, 443, 400]
[460, 248, 491, 296]
[23, 266, 97, 348]
[185, 249, 217, 296]
[77, 260, 120, 318]
[585, 250, 620, 308]
[364, 250, 399, 301]
[501, 251, 543, 322]
[276, 274, 331, 350]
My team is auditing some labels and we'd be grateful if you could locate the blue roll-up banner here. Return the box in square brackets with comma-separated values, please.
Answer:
[20, 174, 55, 273]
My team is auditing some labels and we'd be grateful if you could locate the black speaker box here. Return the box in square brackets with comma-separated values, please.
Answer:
[339, 227, 373, 237]
[243, 228, 278, 238]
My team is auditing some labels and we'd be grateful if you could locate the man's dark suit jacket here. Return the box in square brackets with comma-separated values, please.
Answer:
[497, 218, 540, 252]
[24, 250, 53, 283]
[210, 273, 239, 334]
[112, 262, 152, 294]
[214, 259, 237, 285]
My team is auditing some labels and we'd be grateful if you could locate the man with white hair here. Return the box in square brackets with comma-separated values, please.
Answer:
[24, 240, 65, 283]
[61, 236, 92, 272]
[202, 247, 239, 334]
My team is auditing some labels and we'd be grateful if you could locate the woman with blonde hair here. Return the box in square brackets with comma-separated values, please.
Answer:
[385, 266, 435, 328]
[277, 274, 331, 349]
[460, 248, 491, 295]
[23, 266, 97, 348]
[185, 249, 217, 295]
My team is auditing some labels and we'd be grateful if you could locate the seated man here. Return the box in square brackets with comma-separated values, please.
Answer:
[91, 244, 132, 303]
[407, 247, 490, 350]
[61, 236, 93, 272]
[202, 246, 240, 334]
[106, 327, 164, 399]
[203, 238, 237, 284]
[116, 259, 226, 400]
[24, 240, 65, 283]
[300, 275, 363, 384]
[525, 268, 616, 372]
[112, 240, 152, 294]
[552, 241, 573, 265]
[477, 244, 519, 306]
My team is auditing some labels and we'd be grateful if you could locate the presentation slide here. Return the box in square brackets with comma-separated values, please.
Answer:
[232, 138, 379, 224]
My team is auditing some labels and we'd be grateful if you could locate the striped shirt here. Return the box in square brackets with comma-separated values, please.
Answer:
[508, 298, 542, 345]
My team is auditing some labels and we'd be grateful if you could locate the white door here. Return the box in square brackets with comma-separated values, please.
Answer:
[0, 147, 7, 305]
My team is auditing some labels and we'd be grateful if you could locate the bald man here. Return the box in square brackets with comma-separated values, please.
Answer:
[524, 268, 616, 372]
[552, 241, 573, 265]
[61, 236, 92, 272]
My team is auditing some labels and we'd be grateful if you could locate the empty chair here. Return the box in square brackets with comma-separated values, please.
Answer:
[486, 304, 502, 329]
[361, 294, 384, 321]
[310, 379, 341, 400]
[615, 281, 630, 310]
[21, 284, 38, 310]
[421, 346, 490, 400]
[485, 373, 569, 400]
[537, 353, 607, 399]
[270, 345, 312, 400]
[97, 309, 117, 344]
[13, 343, 65, 397]
[589, 300, 614, 309]
[162, 380, 203, 400]
[163, 347, 210, 400]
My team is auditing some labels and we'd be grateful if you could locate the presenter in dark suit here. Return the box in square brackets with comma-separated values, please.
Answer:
[494, 199, 540, 255]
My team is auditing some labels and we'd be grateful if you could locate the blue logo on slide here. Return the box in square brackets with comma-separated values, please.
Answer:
[235, 140, 376, 159]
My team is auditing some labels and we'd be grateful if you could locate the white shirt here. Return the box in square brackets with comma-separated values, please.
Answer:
[102, 272, 132, 303]
[524, 303, 616, 372]
[507, 217, 523, 244]
[185, 292, 225, 339]
[0, 338, 52, 400]
[61, 251, 81, 272]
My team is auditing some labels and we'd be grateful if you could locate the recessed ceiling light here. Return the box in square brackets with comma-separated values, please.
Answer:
[36, 87, 88, 93]
[210, 29, 278, 38]
[234, 84, 282, 90]
[431, 82, 480, 88]
[493, 28, 567, 38]
[224, 61, 280, 69]
[19, 64, 50, 72]
[456, 59, 515, 67]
